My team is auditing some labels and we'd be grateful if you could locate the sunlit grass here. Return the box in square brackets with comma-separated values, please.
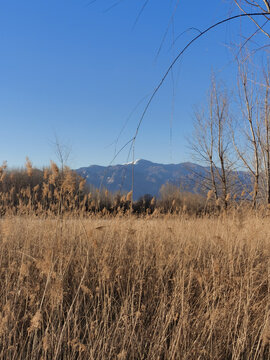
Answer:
[0, 214, 269, 359]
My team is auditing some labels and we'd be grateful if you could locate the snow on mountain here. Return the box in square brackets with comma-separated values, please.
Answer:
[75, 159, 251, 201]
[122, 159, 142, 165]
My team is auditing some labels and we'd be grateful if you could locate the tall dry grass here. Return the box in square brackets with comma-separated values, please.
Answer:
[1, 159, 264, 217]
[0, 214, 269, 359]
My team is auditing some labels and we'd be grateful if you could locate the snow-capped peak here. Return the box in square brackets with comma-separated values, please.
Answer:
[122, 159, 142, 165]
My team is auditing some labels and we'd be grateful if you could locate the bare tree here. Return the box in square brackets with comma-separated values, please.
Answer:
[256, 63, 270, 203]
[53, 135, 72, 174]
[91, 1, 270, 167]
[233, 62, 261, 207]
[233, 0, 270, 38]
[211, 81, 232, 209]
[191, 94, 218, 202]
[190, 78, 232, 209]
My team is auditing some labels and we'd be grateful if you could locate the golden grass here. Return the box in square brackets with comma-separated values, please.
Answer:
[0, 214, 269, 359]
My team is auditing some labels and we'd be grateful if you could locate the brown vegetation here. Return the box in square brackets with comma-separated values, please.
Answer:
[0, 161, 269, 359]
[0, 214, 269, 359]
[0, 160, 216, 217]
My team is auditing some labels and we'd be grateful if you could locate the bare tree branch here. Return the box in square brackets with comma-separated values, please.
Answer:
[234, 0, 270, 37]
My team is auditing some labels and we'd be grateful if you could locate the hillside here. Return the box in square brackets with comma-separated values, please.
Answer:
[76, 159, 251, 200]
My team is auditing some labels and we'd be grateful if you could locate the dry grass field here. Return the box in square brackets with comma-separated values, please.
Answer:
[0, 213, 269, 359]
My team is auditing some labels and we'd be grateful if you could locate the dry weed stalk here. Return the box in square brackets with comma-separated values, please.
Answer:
[0, 215, 268, 359]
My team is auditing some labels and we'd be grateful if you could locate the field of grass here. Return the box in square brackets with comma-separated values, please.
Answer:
[0, 214, 269, 359]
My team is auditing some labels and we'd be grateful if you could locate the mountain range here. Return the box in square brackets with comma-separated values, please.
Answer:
[76, 159, 251, 200]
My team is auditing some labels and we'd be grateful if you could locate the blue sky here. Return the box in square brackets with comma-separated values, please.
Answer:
[0, 0, 268, 168]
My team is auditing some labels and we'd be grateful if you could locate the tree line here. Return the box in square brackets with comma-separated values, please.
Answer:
[189, 57, 270, 210]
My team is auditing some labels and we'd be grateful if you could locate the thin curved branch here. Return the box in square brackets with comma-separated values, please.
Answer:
[131, 12, 270, 151]
[235, 18, 268, 60]
[155, 0, 181, 61]
[132, 0, 150, 30]
[234, 1, 270, 37]
[169, 27, 202, 52]
[242, 0, 267, 11]
[263, 0, 270, 12]
[107, 11, 270, 196]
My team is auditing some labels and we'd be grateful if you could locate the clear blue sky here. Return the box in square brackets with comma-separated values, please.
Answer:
[0, 0, 268, 168]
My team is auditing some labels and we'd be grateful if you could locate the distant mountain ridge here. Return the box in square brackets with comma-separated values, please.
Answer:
[75, 159, 251, 200]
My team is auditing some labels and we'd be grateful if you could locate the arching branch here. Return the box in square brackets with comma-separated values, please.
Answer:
[130, 12, 270, 151]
